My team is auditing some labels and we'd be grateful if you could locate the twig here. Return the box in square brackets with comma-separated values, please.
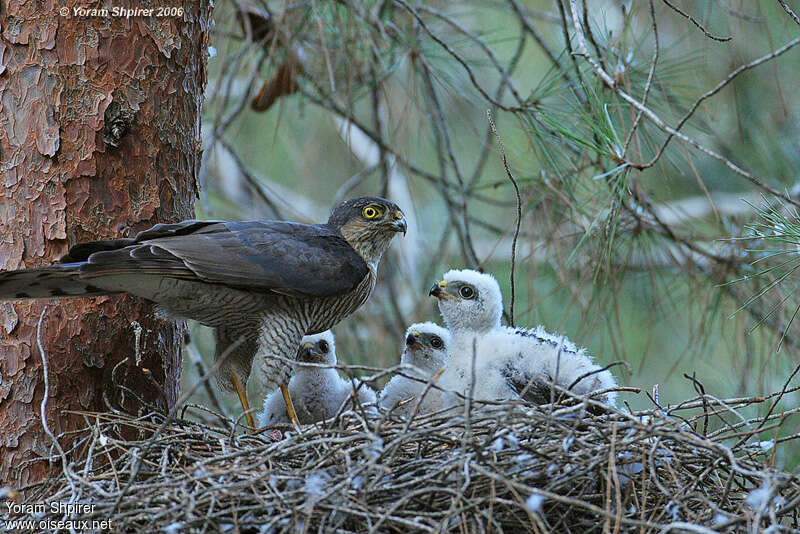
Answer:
[185, 341, 230, 419]
[622, 0, 659, 156]
[37, 307, 77, 502]
[487, 110, 522, 326]
[109, 336, 247, 514]
[661, 0, 732, 41]
[777, 0, 800, 26]
[19, 387, 800, 532]
[567, 0, 800, 208]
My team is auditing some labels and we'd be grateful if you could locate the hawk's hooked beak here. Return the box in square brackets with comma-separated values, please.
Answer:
[387, 211, 407, 235]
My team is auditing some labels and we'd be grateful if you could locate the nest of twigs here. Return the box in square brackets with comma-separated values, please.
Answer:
[13, 388, 800, 533]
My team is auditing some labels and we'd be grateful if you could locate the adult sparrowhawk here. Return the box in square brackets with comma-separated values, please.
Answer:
[0, 196, 406, 426]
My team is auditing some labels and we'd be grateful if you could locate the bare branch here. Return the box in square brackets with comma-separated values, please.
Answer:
[661, 0, 732, 41]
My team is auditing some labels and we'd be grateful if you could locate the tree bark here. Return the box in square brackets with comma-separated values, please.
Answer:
[0, 1, 212, 487]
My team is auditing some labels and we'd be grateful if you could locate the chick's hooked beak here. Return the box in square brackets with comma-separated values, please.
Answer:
[405, 331, 433, 359]
[298, 341, 321, 362]
[429, 280, 455, 300]
[387, 209, 407, 235]
[405, 331, 420, 347]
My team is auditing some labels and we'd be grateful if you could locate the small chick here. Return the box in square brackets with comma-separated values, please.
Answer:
[379, 322, 450, 416]
[429, 269, 617, 407]
[258, 331, 376, 426]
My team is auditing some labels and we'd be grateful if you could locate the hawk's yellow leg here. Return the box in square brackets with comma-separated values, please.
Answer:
[232, 374, 255, 429]
[280, 384, 301, 427]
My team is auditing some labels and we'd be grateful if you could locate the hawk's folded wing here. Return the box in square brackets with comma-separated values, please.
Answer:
[68, 220, 369, 298]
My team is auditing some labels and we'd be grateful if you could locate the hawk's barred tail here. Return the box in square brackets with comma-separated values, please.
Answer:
[0, 263, 119, 300]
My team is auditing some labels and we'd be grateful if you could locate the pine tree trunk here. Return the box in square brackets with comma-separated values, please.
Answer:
[0, 1, 212, 487]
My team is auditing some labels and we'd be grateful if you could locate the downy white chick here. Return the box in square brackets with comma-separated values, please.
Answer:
[258, 331, 376, 426]
[429, 269, 617, 407]
[379, 322, 450, 416]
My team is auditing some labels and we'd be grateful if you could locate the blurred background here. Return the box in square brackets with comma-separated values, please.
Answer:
[182, 0, 800, 466]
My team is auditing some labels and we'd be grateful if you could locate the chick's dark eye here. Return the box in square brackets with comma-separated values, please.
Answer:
[318, 340, 329, 353]
[459, 286, 475, 299]
[430, 336, 443, 349]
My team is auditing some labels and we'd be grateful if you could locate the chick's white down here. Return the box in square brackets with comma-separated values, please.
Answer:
[433, 269, 617, 406]
[258, 331, 376, 426]
[379, 322, 450, 416]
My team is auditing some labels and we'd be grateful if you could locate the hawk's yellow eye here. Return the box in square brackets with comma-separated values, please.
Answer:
[362, 206, 382, 219]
